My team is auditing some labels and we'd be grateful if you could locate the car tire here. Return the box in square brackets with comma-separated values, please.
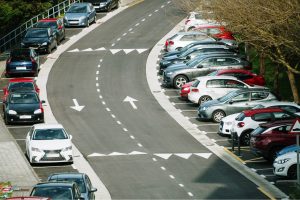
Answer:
[198, 95, 212, 105]
[93, 15, 96, 24]
[287, 164, 297, 179]
[240, 130, 253, 146]
[173, 75, 188, 89]
[86, 18, 90, 27]
[212, 110, 225, 123]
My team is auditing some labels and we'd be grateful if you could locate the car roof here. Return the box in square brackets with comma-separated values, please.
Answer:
[48, 172, 84, 179]
[195, 75, 238, 81]
[194, 53, 243, 60]
[243, 107, 284, 116]
[176, 31, 209, 36]
[259, 119, 295, 128]
[34, 182, 75, 188]
[72, 2, 90, 6]
[216, 69, 252, 74]
[33, 123, 64, 129]
[9, 78, 34, 83]
[257, 101, 299, 107]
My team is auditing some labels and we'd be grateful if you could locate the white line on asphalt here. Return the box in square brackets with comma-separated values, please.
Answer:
[162, 89, 179, 91]
[148, 13, 152, 17]
[99, 95, 103, 99]
[213, 139, 229, 142]
[135, 23, 140, 26]
[100, 59, 103, 62]
[102, 101, 106, 105]
[197, 124, 219, 126]
[155, 9, 158, 12]
[96, 77, 98, 81]
[137, 143, 143, 147]
[122, 33, 127, 36]
[117, 121, 121, 125]
[161, 166, 166, 170]
[123, 128, 128, 132]
[188, 192, 194, 197]
[204, 132, 217, 134]
[111, 114, 116, 118]
[161, 5, 164, 8]
[117, 38, 121, 41]
[152, 158, 157, 161]
[172, 102, 194, 105]
[179, 184, 184, 187]
[130, 135, 135, 139]
[111, 43, 115, 47]
[167, 96, 180, 98]
[169, 175, 175, 179]
[167, 1, 171, 3]
[98, 64, 101, 68]
[128, 28, 133, 31]
[141, 18, 145, 21]
[97, 89, 100, 92]
[179, 110, 197, 112]
[106, 108, 111, 112]
[96, 71, 99, 74]
[96, 83, 99, 87]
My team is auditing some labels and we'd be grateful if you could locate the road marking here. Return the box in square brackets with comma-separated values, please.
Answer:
[70, 99, 85, 112]
[155, 9, 158, 12]
[141, 18, 145, 22]
[244, 157, 266, 163]
[98, 64, 101, 68]
[161, 5, 165, 8]
[169, 175, 175, 179]
[96, 71, 99, 74]
[130, 135, 135, 139]
[109, 152, 126, 156]
[128, 151, 147, 155]
[102, 101, 106, 105]
[174, 153, 192, 159]
[258, 187, 276, 200]
[111, 43, 115, 47]
[96, 77, 99, 81]
[122, 33, 127, 36]
[99, 95, 103, 99]
[251, 168, 257, 172]
[68, 48, 79, 52]
[123, 96, 138, 109]
[96, 83, 99, 87]
[188, 192, 194, 197]
[111, 114, 116, 118]
[117, 38, 121, 41]
[161, 166, 166, 170]
[123, 49, 135, 54]
[167, 96, 179, 98]
[152, 158, 157, 161]
[154, 153, 172, 159]
[128, 28, 133, 31]
[212, 139, 229, 142]
[110, 49, 122, 54]
[123, 128, 128, 132]
[100, 59, 103, 62]
[223, 147, 246, 164]
[97, 89, 100, 92]
[95, 47, 106, 51]
[117, 121, 121, 125]
[82, 48, 93, 52]
[179, 184, 184, 187]
[135, 23, 140, 26]
[149, 13, 152, 17]
[172, 102, 194, 105]
[137, 143, 143, 147]
[106, 108, 111, 112]
[137, 49, 148, 54]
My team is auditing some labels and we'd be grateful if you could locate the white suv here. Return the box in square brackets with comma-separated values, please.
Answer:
[184, 12, 217, 31]
[188, 76, 263, 105]
[230, 107, 296, 145]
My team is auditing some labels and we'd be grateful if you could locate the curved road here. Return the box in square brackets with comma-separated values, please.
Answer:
[47, 0, 268, 199]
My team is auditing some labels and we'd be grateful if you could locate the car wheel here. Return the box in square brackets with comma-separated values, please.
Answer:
[240, 130, 252, 146]
[93, 15, 96, 24]
[287, 164, 297, 179]
[268, 147, 282, 162]
[212, 110, 225, 123]
[86, 18, 90, 27]
[173, 75, 188, 89]
[198, 95, 212, 105]
[54, 40, 58, 50]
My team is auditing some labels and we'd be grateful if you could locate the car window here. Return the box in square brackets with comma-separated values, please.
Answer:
[273, 112, 294, 120]
[36, 21, 58, 30]
[25, 29, 49, 38]
[231, 92, 250, 102]
[200, 58, 216, 67]
[33, 128, 68, 140]
[251, 92, 268, 101]
[31, 186, 73, 200]
[277, 105, 300, 113]
[273, 125, 292, 133]
[252, 113, 274, 122]
[235, 112, 246, 121]
[223, 79, 246, 88]
[206, 79, 222, 88]
[222, 58, 240, 65]
[49, 177, 86, 193]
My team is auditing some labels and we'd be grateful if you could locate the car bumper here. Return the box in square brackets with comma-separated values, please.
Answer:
[188, 93, 199, 104]
[218, 121, 232, 136]
[6, 113, 44, 124]
[64, 20, 87, 27]
[197, 109, 211, 120]
[162, 73, 173, 87]
[31, 151, 73, 163]
[273, 163, 289, 177]
[6, 69, 37, 76]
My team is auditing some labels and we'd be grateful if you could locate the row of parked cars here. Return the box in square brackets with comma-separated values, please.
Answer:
[2, 2, 112, 199]
[160, 11, 300, 180]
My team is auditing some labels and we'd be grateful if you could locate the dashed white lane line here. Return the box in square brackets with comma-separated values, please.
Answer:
[117, 121, 121, 125]
[100, 59, 103, 62]
[111, 43, 115, 47]
[96, 83, 99, 87]
[130, 135, 135, 139]
[161, 166, 166, 170]
[135, 23, 140, 26]
[97, 89, 100, 92]
[102, 101, 106, 105]
[117, 38, 121, 41]
[149, 13, 152, 17]
[96, 71, 99, 74]
[179, 184, 184, 187]
[99, 95, 103, 99]
[111, 114, 116, 118]
[141, 18, 145, 22]
[96, 77, 98, 81]
[98, 64, 101, 68]
[152, 158, 157, 162]
[161, 5, 164, 8]
[188, 192, 194, 197]
[106, 108, 111, 112]
[123, 128, 128, 132]
[169, 175, 175, 179]
[122, 33, 127, 36]
[155, 9, 158, 12]
[137, 143, 143, 147]
[128, 28, 133, 31]
[167, 1, 171, 3]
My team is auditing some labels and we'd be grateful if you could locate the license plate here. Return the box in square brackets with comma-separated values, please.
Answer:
[69, 21, 78, 24]
[20, 115, 31, 119]
[46, 154, 60, 158]
[16, 67, 26, 70]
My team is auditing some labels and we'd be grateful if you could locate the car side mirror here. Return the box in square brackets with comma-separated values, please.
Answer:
[90, 188, 97, 193]
[197, 65, 203, 68]
[41, 100, 46, 104]
[69, 135, 73, 140]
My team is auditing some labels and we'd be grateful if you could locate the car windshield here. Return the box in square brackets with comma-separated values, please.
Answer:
[33, 128, 68, 140]
[31, 186, 73, 200]
[9, 93, 39, 104]
[179, 48, 197, 58]
[36, 21, 57, 30]
[218, 90, 239, 102]
[49, 177, 86, 193]
[11, 50, 31, 61]
[68, 5, 87, 13]
[8, 82, 35, 92]
[25, 29, 48, 38]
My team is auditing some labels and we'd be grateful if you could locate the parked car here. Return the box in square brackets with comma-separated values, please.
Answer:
[274, 151, 298, 178]
[63, 3, 96, 27]
[30, 182, 81, 200]
[191, 25, 235, 40]
[5, 48, 39, 77]
[218, 101, 299, 137]
[3, 78, 40, 102]
[250, 120, 295, 161]
[48, 173, 97, 200]
[84, 0, 119, 11]
[21, 28, 57, 54]
[184, 11, 217, 31]
[277, 145, 300, 157]
[35, 18, 65, 44]
[188, 76, 265, 105]
[207, 69, 265, 86]
[230, 108, 297, 145]
[159, 46, 236, 74]
[198, 89, 277, 123]
[163, 54, 251, 89]
[25, 123, 73, 164]
[180, 80, 195, 99]
[6, 197, 50, 200]
[3, 91, 44, 125]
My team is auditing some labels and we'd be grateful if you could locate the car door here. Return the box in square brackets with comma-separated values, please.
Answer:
[226, 91, 251, 113]
[205, 79, 231, 99]
[217, 57, 241, 70]
[31, 49, 40, 69]
[248, 91, 270, 106]
[192, 57, 216, 77]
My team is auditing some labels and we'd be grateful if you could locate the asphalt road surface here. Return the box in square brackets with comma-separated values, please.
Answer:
[47, 0, 268, 199]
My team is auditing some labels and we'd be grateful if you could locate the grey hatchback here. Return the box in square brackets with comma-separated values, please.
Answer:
[198, 88, 278, 122]
[163, 54, 251, 89]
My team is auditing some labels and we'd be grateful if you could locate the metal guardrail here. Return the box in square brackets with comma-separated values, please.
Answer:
[0, 0, 81, 53]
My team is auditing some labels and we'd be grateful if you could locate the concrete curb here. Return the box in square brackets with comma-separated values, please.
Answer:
[145, 19, 289, 199]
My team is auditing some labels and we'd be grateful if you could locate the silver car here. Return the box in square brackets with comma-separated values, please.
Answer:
[198, 88, 278, 123]
[64, 3, 96, 27]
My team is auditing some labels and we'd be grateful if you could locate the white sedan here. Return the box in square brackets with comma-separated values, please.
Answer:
[273, 151, 297, 179]
[26, 123, 73, 164]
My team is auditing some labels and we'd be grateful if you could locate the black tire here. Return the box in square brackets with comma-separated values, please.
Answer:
[212, 110, 225, 123]
[4, 114, 10, 125]
[240, 130, 253, 146]
[93, 15, 96, 24]
[198, 95, 212, 105]
[287, 164, 297, 179]
[173, 75, 188, 89]
[268, 147, 282, 162]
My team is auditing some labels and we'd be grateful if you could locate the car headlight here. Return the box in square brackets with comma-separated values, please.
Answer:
[276, 158, 290, 164]
[62, 145, 72, 151]
[8, 110, 17, 115]
[31, 147, 42, 152]
[34, 109, 42, 114]
[41, 42, 47, 46]
[166, 71, 173, 75]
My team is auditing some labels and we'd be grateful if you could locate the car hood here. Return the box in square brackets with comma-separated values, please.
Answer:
[221, 113, 240, 123]
[22, 37, 48, 44]
[65, 13, 87, 19]
[8, 103, 40, 113]
[164, 63, 188, 72]
[31, 139, 71, 150]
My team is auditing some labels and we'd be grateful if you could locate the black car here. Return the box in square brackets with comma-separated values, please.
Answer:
[30, 182, 82, 200]
[21, 27, 57, 54]
[48, 173, 97, 200]
[35, 18, 65, 45]
[3, 91, 44, 125]
[5, 48, 40, 77]
[84, 0, 119, 11]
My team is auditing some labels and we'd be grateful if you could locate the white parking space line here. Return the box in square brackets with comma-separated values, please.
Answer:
[155, 9, 159, 12]
[179, 184, 184, 187]
[96, 71, 99, 74]
[123, 128, 128, 132]
[204, 132, 217, 134]
[15, 139, 26, 141]
[96, 77, 99, 81]
[137, 143, 143, 147]
[100, 59, 103, 62]
[96, 83, 99, 87]
[188, 192, 194, 197]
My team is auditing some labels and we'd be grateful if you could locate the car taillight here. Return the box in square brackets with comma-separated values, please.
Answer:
[191, 88, 199, 92]
[237, 122, 245, 128]
[169, 41, 174, 45]
[185, 19, 191, 25]
[165, 40, 169, 47]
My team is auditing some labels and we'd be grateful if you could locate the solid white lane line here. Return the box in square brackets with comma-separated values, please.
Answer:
[123, 128, 128, 131]
[130, 135, 135, 139]
[161, 166, 166, 170]
[137, 143, 143, 147]
[169, 175, 175, 179]
[111, 114, 116, 118]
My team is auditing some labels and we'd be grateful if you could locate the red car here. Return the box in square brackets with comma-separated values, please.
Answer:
[180, 81, 195, 99]
[193, 25, 235, 40]
[3, 78, 40, 101]
[250, 119, 297, 161]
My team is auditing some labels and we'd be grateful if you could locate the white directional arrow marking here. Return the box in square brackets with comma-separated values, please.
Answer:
[123, 96, 138, 109]
[194, 153, 212, 159]
[110, 49, 122, 54]
[108, 152, 127, 156]
[95, 47, 106, 51]
[136, 49, 147, 54]
[68, 48, 79, 52]
[123, 49, 135, 54]
[70, 99, 85, 111]
[154, 153, 172, 159]
[87, 153, 106, 157]
[175, 153, 192, 159]
[82, 48, 93, 52]
[128, 151, 147, 155]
